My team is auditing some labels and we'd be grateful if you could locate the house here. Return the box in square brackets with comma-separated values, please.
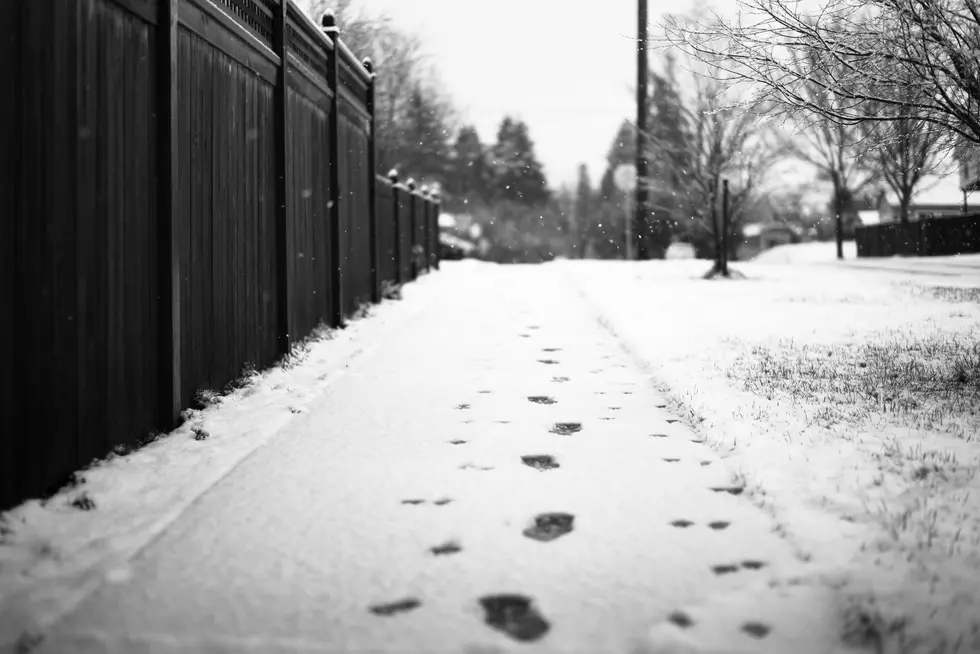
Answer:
[738, 222, 801, 260]
[857, 210, 880, 226]
[957, 143, 980, 192]
[876, 174, 970, 223]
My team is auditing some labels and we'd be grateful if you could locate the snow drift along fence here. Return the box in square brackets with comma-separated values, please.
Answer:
[0, 0, 441, 512]
[855, 214, 980, 257]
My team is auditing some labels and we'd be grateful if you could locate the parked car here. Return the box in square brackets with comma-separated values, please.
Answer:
[439, 232, 477, 260]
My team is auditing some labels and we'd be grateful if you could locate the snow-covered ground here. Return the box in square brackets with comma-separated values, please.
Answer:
[3, 261, 861, 654]
[0, 276, 444, 648]
[751, 240, 858, 264]
[2, 249, 978, 652]
[562, 251, 980, 653]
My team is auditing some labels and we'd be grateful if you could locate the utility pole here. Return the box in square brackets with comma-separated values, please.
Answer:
[635, 0, 649, 259]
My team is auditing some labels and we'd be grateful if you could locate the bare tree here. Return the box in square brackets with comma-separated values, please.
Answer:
[294, 1, 456, 179]
[645, 60, 781, 274]
[662, 0, 980, 146]
[860, 82, 952, 223]
[766, 51, 879, 258]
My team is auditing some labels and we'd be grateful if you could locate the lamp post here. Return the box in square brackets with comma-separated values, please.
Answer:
[614, 164, 637, 260]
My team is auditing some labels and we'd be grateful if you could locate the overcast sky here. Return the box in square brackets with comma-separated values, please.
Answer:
[351, 0, 699, 189]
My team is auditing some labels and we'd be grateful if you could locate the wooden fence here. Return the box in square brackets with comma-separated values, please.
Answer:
[855, 214, 980, 258]
[1, 0, 440, 511]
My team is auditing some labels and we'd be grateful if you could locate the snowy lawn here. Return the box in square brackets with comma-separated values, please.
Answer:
[0, 275, 441, 648]
[751, 239, 858, 264]
[563, 254, 980, 653]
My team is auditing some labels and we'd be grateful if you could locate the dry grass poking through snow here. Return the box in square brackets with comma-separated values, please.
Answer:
[735, 332, 980, 440]
[730, 328, 980, 654]
[565, 260, 980, 654]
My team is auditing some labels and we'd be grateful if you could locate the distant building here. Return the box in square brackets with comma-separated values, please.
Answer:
[875, 175, 970, 223]
[738, 222, 801, 260]
[857, 210, 880, 226]
[957, 143, 980, 192]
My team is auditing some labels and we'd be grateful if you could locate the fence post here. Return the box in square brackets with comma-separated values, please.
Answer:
[407, 179, 417, 279]
[363, 57, 380, 304]
[273, 0, 292, 352]
[158, 0, 181, 425]
[322, 11, 344, 327]
[721, 179, 730, 276]
[389, 169, 402, 285]
[420, 185, 431, 273]
[432, 191, 441, 270]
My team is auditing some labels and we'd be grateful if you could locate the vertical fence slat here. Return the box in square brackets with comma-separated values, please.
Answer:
[273, 0, 290, 352]
[323, 15, 344, 327]
[365, 59, 380, 303]
[391, 172, 403, 285]
[433, 196, 441, 270]
[159, 0, 181, 427]
[0, 0, 22, 508]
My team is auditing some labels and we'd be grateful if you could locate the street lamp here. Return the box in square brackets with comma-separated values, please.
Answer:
[614, 163, 637, 260]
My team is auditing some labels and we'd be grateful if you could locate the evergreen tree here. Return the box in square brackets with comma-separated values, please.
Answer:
[489, 117, 550, 207]
[642, 64, 691, 258]
[446, 125, 491, 207]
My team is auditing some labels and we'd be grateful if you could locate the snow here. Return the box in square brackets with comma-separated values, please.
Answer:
[751, 239, 858, 263]
[561, 252, 980, 652]
[4, 262, 859, 654]
[666, 242, 696, 259]
[0, 275, 443, 648]
[3, 252, 978, 652]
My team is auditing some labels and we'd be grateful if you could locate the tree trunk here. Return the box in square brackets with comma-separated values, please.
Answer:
[833, 184, 845, 260]
[711, 190, 721, 270]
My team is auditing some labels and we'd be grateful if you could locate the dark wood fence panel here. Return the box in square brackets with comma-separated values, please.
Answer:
[176, 26, 279, 406]
[16, 0, 75, 504]
[923, 215, 980, 255]
[1, 0, 163, 510]
[376, 178, 397, 286]
[856, 215, 980, 258]
[284, 7, 334, 339]
[0, 0, 22, 506]
[176, 26, 213, 408]
[339, 107, 373, 315]
[412, 192, 425, 278]
[287, 90, 334, 339]
[77, 0, 161, 456]
[398, 185, 413, 281]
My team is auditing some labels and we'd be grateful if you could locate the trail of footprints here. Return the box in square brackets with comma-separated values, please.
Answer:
[369, 324, 772, 645]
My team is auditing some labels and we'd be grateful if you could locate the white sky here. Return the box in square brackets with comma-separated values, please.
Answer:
[351, 0, 701, 188]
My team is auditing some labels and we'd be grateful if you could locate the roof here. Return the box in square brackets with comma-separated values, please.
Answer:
[439, 232, 476, 253]
[881, 175, 968, 208]
[742, 222, 802, 238]
[858, 210, 881, 225]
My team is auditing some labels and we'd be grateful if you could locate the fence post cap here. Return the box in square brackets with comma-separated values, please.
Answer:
[407, 178, 417, 191]
[321, 10, 339, 34]
[387, 168, 399, 183]
[420, 184, 430, 196]
[432, 190, 441, 202]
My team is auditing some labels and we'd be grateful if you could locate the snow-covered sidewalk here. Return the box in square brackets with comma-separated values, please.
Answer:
[2, 261, 859, 654]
